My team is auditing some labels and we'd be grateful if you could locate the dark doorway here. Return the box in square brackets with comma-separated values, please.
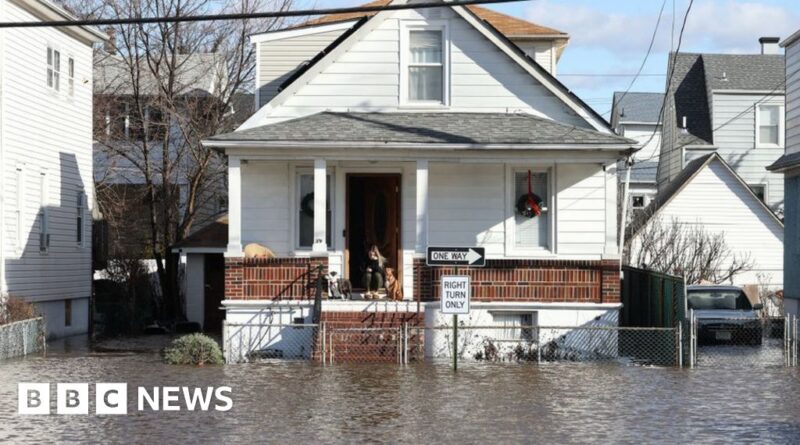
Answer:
[203, 253, 225, 332]
[346, 174, 401, 289]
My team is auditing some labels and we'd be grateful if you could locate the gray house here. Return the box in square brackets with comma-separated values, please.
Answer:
[611, 91, 664, 211]
[658, 38, 786, 215]
[768, 31, 800, 316]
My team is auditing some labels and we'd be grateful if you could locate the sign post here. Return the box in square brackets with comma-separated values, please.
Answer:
[428, 246, 483, 372]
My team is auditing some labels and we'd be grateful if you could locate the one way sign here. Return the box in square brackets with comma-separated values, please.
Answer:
[426, 246, 486, 267]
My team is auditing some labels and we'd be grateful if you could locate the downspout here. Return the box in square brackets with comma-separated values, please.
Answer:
[618, 156, 632, 274]
[0, 0, 6, 299]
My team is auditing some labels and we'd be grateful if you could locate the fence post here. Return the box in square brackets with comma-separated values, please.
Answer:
[536, 327, 541, 364]
[677, 322, 683, 368]
[786, 314, 791, 367]
[689, 309, 695, 368]
[403, 322, 409, 365]
[321, 322, 326, 366]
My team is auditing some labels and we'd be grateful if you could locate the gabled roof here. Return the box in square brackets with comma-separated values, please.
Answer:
[298, 0, 567, 37]
[13, 0, 107, 43]
[172, 216, 228, 250]
[664, 52, 785, 148]
[627, 153, 783, 239]
[611, 92, 664, 125]
[240, 1, 611, 134]
[767, 151, 800, 172]
[94, 52, 226, 96]
[206, 111, 633, 148]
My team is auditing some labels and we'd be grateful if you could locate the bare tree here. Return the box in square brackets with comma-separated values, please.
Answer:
[65, 0, 291, 319]
[625, 214, 754, 284]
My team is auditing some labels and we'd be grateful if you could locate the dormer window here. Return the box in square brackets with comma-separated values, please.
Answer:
[401, 23, 448, 106]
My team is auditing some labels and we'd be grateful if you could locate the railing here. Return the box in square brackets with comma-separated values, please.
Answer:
[310, 264, 326, 325]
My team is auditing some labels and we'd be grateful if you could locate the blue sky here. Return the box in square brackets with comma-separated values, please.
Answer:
[312, 0, 800, 119]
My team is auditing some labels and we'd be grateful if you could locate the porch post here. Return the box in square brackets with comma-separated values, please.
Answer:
[603, 161, 619, 258]
[226, 155, 243, 256]
[415, 159, 429, 253]
[312, 158, 327, 253]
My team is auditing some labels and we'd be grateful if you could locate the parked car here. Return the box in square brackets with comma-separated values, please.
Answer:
[687, 285, 764, 346]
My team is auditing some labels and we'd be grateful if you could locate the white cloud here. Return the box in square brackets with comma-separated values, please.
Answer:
[527, 0, 799, 56]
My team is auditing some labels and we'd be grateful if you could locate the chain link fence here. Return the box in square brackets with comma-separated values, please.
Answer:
[688, 314, 798, 368]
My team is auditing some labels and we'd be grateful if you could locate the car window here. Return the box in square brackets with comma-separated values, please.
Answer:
[687, 290, 752, 310]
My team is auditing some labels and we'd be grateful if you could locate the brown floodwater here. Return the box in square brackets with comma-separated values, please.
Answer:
[1, 336, 799, 444]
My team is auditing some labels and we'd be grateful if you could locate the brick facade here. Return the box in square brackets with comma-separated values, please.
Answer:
[226, 256, 620, 303]
[413, 258, 620, 303]
[224, 256, 328, 300]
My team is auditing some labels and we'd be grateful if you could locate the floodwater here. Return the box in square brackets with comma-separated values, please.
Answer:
[1, 336, 800, 444]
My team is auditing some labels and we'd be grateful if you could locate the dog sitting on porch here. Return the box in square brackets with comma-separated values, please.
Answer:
[385, 268, 403, 301]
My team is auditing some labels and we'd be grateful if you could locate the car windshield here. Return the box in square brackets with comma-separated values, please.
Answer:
[687, 290, 752, 310]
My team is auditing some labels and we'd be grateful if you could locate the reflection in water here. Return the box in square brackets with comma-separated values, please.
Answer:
[1, 336, 799, 444]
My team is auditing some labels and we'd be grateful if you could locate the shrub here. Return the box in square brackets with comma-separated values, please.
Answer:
[164, 334, 223, 366]
[1, 297, 38, 325]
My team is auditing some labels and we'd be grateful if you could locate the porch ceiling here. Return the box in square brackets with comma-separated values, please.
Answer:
[204, 112, 635, 149]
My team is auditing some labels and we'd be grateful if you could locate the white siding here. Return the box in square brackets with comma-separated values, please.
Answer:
[622, 123, 661, 163]
[240, 161, 609, 261]
[712, 92, 785, 211]
[0, 2, 94, 308]
[787, 42, 800, 156]
[510, 40, 555, 75]
[257, 8, 589, 128]
[639, 160, 784, 287]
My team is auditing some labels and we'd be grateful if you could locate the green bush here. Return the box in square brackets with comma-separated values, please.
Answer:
[164, 334, 224, 366]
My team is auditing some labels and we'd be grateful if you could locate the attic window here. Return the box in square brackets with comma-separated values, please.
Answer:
[401, 23, 449, 106]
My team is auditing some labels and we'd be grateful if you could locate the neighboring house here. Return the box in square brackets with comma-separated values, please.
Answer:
[657, 39, 786, 214]
[0, 0, 105, 338]
[92, 50, 251, 263]
[767, 30, 800, 315]
[185, 2, 635, 360]
[628, 153, 784, 288]
[610, 91, 664, 212]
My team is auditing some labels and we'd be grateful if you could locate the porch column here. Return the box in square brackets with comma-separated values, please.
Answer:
[603, 161, 619, 258]
[312, 158, 327, 253]
[415, 159, 429, 253]
[226, 155, 243, 256]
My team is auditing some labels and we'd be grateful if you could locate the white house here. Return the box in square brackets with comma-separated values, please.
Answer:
[657, 40, 786, 214]
[610, 91, 663, 212]
[0, 0, 105, 338]
[629, 153, 784, 288]
[767, 30, 800, 315]
[188, 1, 635, 361]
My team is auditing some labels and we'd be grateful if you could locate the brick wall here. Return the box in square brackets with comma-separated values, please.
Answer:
[224, 257, 328, 300]
[413, 258, 620, 303]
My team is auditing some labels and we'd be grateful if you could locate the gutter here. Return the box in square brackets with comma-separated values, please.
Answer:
[202, 140, 634, 152]
[0, 1, 4, 296]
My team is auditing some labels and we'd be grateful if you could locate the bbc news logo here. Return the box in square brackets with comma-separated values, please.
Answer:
[18, 383, 233, 415]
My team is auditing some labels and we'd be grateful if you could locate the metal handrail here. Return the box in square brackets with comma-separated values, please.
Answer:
[311, 264, 326, 325]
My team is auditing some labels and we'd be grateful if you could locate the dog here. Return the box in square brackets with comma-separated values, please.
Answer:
[244, 243, 275, 259]
[385, 268, 403, 301]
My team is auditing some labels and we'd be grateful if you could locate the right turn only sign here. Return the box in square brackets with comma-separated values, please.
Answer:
[441, 275, 471, 314]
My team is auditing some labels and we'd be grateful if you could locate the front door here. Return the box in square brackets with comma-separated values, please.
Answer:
[346, 174, 401, 289]
[203, 254, 225, 332]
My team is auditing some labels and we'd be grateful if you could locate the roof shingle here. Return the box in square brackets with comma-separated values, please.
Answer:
[207, 112, 633, 146]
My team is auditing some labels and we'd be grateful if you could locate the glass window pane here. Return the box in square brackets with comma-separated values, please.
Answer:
[409, 66, 442, 101]
[760, 125, 778, 144]
[410, 31, 442, 64]
[514, 171, 548, 249]
[761, 105, 779, 125]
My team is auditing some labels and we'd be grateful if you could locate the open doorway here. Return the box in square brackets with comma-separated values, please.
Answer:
[346, 174, 401, 290]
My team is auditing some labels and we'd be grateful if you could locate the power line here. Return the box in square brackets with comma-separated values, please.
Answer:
[611, 0, 668, 121]
[559, 73, 667, 77]
[0, 0, 525, 28]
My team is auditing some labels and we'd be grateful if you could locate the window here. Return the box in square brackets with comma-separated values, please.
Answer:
[631, 195, 645, 209]
[77, 192, 86, 246]
[749, 184, 767, 203]
[757, 104, 782, 147]
[513, 170, 550, 250]
[297, 173, 332, 248]
[39, 171, 49, 253]
[408, 30, 443, 103]
[68, 57, 75, 96]
[47, 47, 60, 91]
[64, 300, 72, 327]
[493, 313, 536, 342]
